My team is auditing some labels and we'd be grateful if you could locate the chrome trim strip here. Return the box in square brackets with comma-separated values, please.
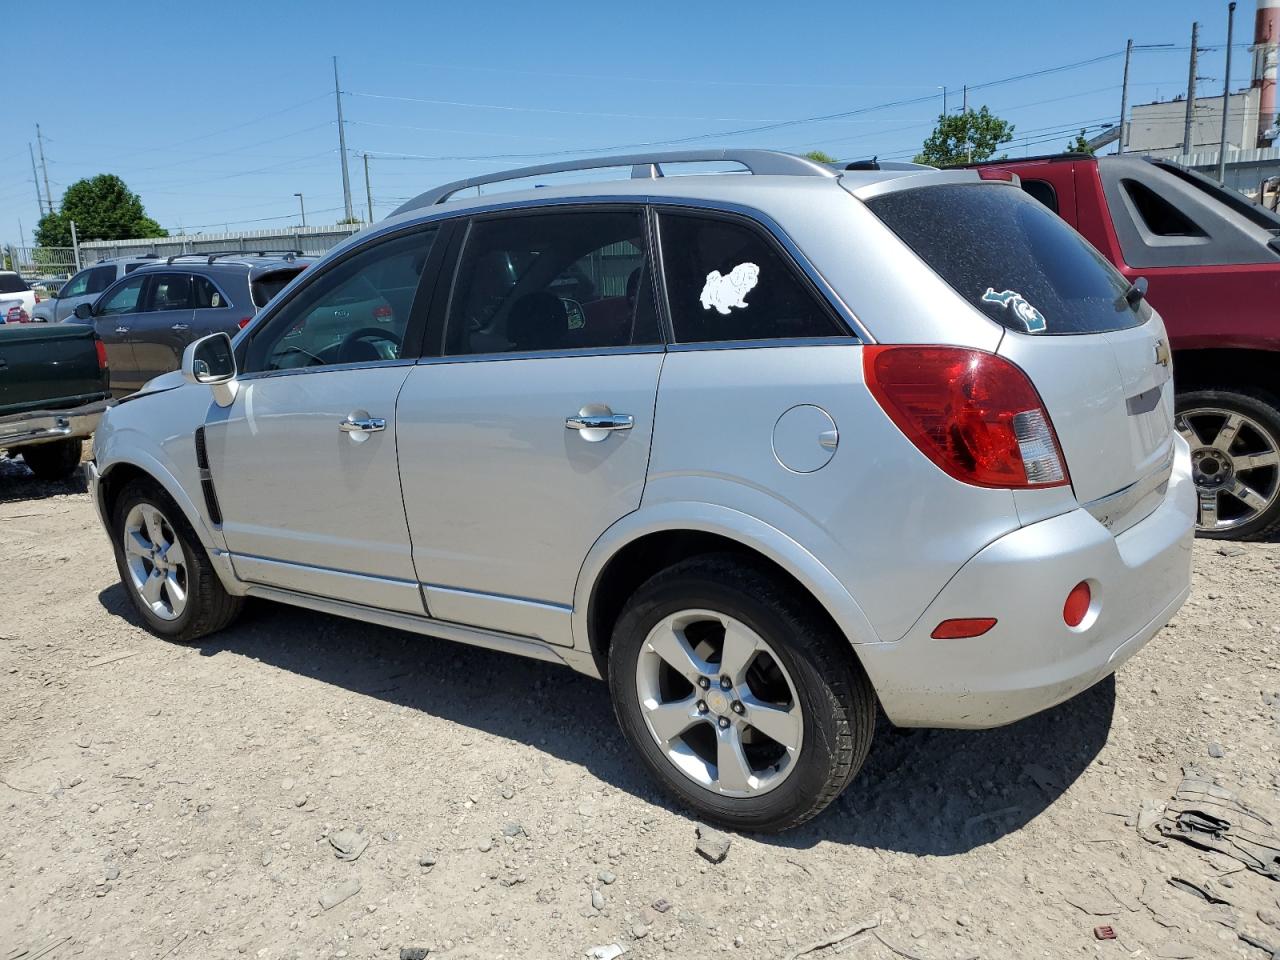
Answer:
[666, 336, 857, 353]
[236, 357, 416, 382]
[424, 582, 572, 615]
[1082, 449, 1175, 533]
[229, 551, 420, 586]
[416, 344, 665, 365]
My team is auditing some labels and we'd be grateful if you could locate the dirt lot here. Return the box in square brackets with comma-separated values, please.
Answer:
[2, 453, 1279, 960]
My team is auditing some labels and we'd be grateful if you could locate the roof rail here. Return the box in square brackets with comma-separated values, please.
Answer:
[393, 149, 835, 214]
[164, 250, 304, 266]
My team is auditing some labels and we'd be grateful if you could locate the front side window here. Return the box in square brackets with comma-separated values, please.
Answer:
[658, 212, 844, 343]
[147, 273, 194, 311]
[96, 276, 146, 316]
[60, 269, 93, 299]
[445, 209, 659, 355]
[245, 229, 435, 373]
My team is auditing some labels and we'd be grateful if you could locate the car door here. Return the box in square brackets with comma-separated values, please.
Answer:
[202, 225, 445, 614]
[91, 274, 148, 395]
[130, 271, 197, 386]
[396, 207, 664, 645]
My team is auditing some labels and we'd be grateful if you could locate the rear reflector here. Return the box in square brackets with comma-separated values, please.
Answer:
[931, 617, 998, 639]
[1063, 581, 1092, 627]
[95, 339, 108, 369]
[863, 345, 1069, 489]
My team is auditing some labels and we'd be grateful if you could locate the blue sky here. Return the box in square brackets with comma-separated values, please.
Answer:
[0, 0, 1247, 246]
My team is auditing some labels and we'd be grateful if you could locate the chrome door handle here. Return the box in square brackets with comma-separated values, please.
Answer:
[171, 322, 189, 331]
[565, 414, 633, 432]
[114, 326, 129, 334]
[339, 416, 386, 433]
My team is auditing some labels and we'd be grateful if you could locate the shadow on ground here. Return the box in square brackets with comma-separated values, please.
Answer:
[97, 583, 1113, 856]
[0, 457, 88, 503]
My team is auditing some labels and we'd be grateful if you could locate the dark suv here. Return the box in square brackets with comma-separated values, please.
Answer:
[73, 253, 313, 396]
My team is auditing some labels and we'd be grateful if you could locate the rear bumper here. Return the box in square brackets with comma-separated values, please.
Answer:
[0, 397, 111, 450]
[857, 436, 1196, 729]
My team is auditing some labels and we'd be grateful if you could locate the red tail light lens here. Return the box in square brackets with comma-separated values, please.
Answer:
[95, 339, 108, 369]
[372, 304, 393, 321]
[1063, 581, 1092, 627]
[977, 168, 1016, 181]
[237, 316, 253, 329]
[34, 291, 42, 303]
[864, 345, 1069, 489]
[931, 617, 998, 639]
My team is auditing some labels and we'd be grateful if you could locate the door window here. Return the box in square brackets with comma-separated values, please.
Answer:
[193, 275, 226, 308]
[59, 268, 94, 299]
[146, 273, 195, 311]
[657, 212, 844, 343]
[245, 229, 436, 373]
[96, 276, 147, 316]
[445, 210, 659, 355]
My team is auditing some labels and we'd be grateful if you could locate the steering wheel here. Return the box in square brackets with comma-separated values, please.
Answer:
[337, 326, 402, 364]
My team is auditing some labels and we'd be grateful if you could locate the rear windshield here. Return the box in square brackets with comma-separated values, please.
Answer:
[867, 183, 1146, 335]
[251, 268, 304, 308]
[0, 274, 30, 294]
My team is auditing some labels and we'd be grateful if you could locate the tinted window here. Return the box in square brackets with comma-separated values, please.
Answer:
[59, 269, 94, 299]
[1123, 179, 1206, 237]
[0, 274, 29, 294]
[193, 276, 226, 309]
[868, 183, 1144, 335]
[658, 212, 843, 343]
[96, 276, 146, 316]
[88, 266, 117, 294]
[251, 268, 304, 308]
[446, 210, 658, 355]
[147, 273, 194, 311]
[246, 230, 435, 373]
[1022, 179, 1059, 214]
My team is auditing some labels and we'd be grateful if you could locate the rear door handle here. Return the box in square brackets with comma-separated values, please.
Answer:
[339, 416, 386, 434]
[115, 326, 129, 334]
[565, 413, 633, 432]
[171, 322, 189, 331]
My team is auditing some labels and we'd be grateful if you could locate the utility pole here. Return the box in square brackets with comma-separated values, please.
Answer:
[363, 153, 374, 223]
[28, 143, 44, 218]
[1218, 2, 1238, 184]
[962, 85, 970, 163]
[1184, 22, 1200, 154]
[938, 86, 947, 117]
[1119, 39, 1134, 154]
[333, 56, 354, 222]
[293, 192, 306, 227]
[36, 124, 53, 215]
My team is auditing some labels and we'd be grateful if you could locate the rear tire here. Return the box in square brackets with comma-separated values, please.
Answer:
[109, 478, 243, 643]
[607, 553, 875, 832]
[18, 438, 83, 481]
[1176, 387, 1280, 541]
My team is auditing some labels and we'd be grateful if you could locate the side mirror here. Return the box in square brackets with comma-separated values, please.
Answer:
[182, 332, 239, 407]
[73, 301, 93, 320]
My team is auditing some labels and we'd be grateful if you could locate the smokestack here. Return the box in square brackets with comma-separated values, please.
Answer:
[1253, 0, 1280, 144]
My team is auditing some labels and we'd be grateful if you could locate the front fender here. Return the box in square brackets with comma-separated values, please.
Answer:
[571, 501, 883, 657]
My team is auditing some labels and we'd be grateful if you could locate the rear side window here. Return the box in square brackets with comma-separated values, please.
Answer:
[252, 269, 303, 308]
[0, 274, 29, 294]
[193, 276, 226, 308]
[88, 266, 116, 293]
[1122, 179, 1206, 237]
[868, 183, 1143, 336]
[1021, 179, 1059, 214]
[147, 273, 194, 311]
[658, 212, 844, 343]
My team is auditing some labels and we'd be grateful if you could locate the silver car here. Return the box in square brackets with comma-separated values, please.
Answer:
[87, 150, 1195, 831]
[31, 255, 162, 323]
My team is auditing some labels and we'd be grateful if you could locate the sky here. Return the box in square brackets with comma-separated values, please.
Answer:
[0, 0, 1252, 247]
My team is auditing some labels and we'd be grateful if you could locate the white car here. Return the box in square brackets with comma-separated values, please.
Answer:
[0, 271, 38, 322]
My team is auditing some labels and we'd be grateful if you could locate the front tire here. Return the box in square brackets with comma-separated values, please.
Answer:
[18, 438, 83, 481]
[109, 478, 243, 642]
[608, 554, 875, 832]
[1176, 387, 1280, 540]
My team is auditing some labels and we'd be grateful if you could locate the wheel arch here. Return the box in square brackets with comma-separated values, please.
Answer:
[573, 503, 882, 676]
[1173, 347, 1280, 399]
[97, 452, 220, 553]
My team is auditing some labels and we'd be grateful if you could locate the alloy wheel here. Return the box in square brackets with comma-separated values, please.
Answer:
[634, 609, 803, 798]
[122, 503, 189, 621]
[1177, 406, 1280, 533]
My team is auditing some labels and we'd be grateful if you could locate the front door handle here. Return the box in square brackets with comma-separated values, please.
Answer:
[339, 416, 386, 434]
[115, 326, 129, 334]
[171, 322, 189, 331]
[565, 413, 633, 432]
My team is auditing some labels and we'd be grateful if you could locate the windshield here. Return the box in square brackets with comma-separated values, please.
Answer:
[0, 274, 30, 294]
[867, 183, 1147, 335]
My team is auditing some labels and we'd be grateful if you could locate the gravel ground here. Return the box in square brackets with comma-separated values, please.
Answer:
[2, 452, 1279, 960]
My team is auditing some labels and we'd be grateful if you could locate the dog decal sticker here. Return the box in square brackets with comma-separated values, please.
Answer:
[700, 262, 760, 316]
[981, 287, 1047, 333]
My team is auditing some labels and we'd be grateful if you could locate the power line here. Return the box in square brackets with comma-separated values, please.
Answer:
[346, 91, 785, 124]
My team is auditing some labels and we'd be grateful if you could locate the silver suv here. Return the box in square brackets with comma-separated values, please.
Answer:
[88, 150, 1196, 831]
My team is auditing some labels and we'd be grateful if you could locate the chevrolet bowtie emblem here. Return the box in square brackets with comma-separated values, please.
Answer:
[1154, 340, 1171, 367]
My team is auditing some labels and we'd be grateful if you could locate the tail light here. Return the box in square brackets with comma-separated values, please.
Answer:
[977, 167, 1017, 182]
[34, 291, 42, 303]
[95, 339, 108, 369]
[237, 317, 253, 329]
[372, 304, 393, 322]
[864, 345, 1069, 489]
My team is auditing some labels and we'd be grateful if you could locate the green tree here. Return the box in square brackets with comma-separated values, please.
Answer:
[803, 150, 838, 164]
[34, 174, 166, 247]
[1066, 129, 1096, 155]
[914, 106, 1014, 167]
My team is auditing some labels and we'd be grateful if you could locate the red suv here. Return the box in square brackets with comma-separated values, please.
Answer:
[968, 153, 1280, 540]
